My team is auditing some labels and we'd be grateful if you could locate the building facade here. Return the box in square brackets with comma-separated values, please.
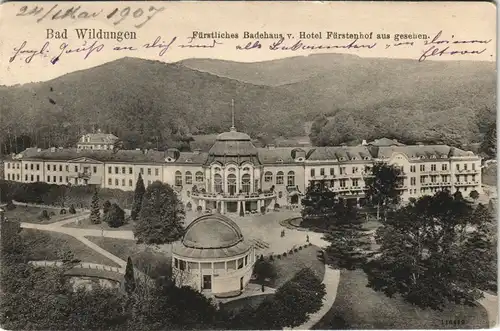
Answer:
[3, 129, 483, 213]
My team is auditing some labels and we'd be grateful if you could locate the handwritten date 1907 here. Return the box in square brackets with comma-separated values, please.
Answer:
[16, 5, 164, 28]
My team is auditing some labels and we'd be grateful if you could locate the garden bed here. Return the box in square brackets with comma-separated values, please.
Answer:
[4, 205, 85, 224]
[20, 229, 120, 267]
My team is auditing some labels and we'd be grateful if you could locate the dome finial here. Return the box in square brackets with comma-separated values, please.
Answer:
[230, 99, 236, 132]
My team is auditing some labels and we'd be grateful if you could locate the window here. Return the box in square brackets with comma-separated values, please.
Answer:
[228, 174, 237, 195]
[121, 179, 125, 186]
[340, 167, 345, 175]
[411, 177, 416, 185]
[242, 174, 251, 193]
[442, 164, 448, 171]
[339, 179, 347, 187]
[287, 171, 295, 186]
[278, 191, 283, 198]
[330, 168, 334, 176]
[472, 175, 476, 182]
[25, 175, 28, 181]
[420, 176, 425, 184]
[174, 258, 179, 268]
[147, 168, 151, 176]
[30, 164, 34, 170]
[410, 165, 416, 173]
[6, 163, 10, 169]
[352, 179, 359, 186]
[464, 164, 468, 170]
[441, 175, 448, 182]
[74, 166, 78, 172]
[108, 166, 112, 174]
[195, 171, 204, 182]
[237, 258, 244, 269]
[175, 171, 182, 186]
[122, 167, 126, 174]
[129, 167, 133, 174]
[47, 176, 50, 182]
[108, 178, 112, 185]
[276, 171, 284, 185]
[431, 164, 436, 171]
[185, 171, 192, 184]
[264, 171, 273, 182]
[57, 165, 61, 172]
[6, 174, 10, 180]
[431, 175, 437, 183]
[65, 176, 68, 182]
[155, 168, 159, 176]
[310, 169, 315, 177]
[129, 179, 133, 186]
[52, 176, 56, 182]
[35, 164, 39, 171]
[472, 163, 476, 171]
[115, 167, 119, 174]
[420, 164, 425, 172]
[114, 179, 118, 186]
[179, 260, 186, 271]
[91, 166, 96, 173]
[52, 165, 56, 171]
[59, 176, 62, 182]
[353, 167, 359, 174]
[140, 168, 144, 174]
[214, 174, 223, 193]
[456, 164, 460, 171]
[320, 168, 325, 176]
[245, 255, 248, 266]
[16, 163, 19, 169]
[47, 164, 51, 171]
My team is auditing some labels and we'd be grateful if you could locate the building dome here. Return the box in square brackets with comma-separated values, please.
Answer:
[205, 127, 261, 166]
[172, 213, 251, 259]
[183, 214, 244, 249]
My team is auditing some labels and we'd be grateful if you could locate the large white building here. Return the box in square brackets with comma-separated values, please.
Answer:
[3, 127, 483, 213]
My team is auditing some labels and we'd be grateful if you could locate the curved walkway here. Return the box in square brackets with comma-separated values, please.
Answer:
[29, 260, 125, 273]
[478, 291, 499, 328]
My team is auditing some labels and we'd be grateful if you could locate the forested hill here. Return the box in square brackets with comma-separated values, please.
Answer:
[0, 55, 496, 155]
[0, 57, 308, 153]
[181, 54, 496, 150]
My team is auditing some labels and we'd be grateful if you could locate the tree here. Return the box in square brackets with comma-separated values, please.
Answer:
[104, 203, 125, 228]
[89, 190, 101, 224]
[131, 174, 146, 221]
[68, 205, 76, 214]
[124, 257, 136, 296]
[364, 190, 493, 310]
[103, 200, 111, 215]
[480, 121, 496, 158]
[134, 181, 185, 244]
[364, 162, 402, 220]
[323, 200, 371, 270]
[301, 181, 338, 230]
[469, 189, 480, 201]
[253, 258, 276, 290]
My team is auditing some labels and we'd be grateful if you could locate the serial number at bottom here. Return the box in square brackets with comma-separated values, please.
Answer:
[442, 320, 466, 325]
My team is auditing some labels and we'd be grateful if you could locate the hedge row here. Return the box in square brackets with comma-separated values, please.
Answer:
[0, 180, 135, 209]
[262, 243, 313, 261]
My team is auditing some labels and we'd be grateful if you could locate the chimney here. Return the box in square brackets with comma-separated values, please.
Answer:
[361, 139, 367, 146]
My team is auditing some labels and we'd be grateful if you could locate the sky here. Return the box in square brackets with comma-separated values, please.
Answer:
[0, 1, 496, 86]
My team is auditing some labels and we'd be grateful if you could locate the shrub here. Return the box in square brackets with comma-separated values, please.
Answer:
[39, 210, 50, 220]
[289, 250, 294, 255]
[283, 252, 287, 257]
[104, 203, 125, 228]
[274, 203, 280, 210]
[60, 209, 67, 214]
[294, 248, 298, 252]
[277, 254, 281, 259]
[269, 255, 274, 261]
[260, 206, 266, 215]
[68, 205, 76, 214]
[298, 246, 303, 250]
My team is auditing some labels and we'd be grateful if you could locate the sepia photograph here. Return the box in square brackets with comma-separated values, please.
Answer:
[0, 1, 497, 330]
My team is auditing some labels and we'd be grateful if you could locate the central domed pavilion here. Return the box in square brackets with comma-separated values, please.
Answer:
[172, 213, 256, 297]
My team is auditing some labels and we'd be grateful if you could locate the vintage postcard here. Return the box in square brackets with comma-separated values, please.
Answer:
[0, 1, 497, 330]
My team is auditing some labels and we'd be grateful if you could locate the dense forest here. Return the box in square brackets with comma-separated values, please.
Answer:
[0, 54, 496, 156]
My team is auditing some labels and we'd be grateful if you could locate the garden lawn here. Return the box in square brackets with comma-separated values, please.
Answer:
[313, 269, 489, 330]
[20, 229, 120, 267]
[260, 244, 325, 288]
[63, 217, 135, 231]
[5, 206, 84, 224]
[86, 236, 172, 279]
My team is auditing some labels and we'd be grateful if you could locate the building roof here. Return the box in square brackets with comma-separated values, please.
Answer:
[367, 138, 405, 147]
[372, 145, 474, 159]
[172, 214, 251, 259]
[78, 133, 119, 145]
[208, 128, 259, 157]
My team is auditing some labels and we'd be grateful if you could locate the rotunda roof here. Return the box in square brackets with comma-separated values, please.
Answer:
[183, 214, 244, 249]
[208, 127, 258, 156]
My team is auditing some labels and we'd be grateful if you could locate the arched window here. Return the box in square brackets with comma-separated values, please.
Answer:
[175, 171, 182, 186]
[185, 171, 192, 184]
[287, 171, 295, 186]
[276, 171, 284, 185]
[264, 171, 273, 182]
[241, 174, 251, 194]
[228, 174, 237, 195]
[214, 174, 223, 193]
[195, 171, 204, 182]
